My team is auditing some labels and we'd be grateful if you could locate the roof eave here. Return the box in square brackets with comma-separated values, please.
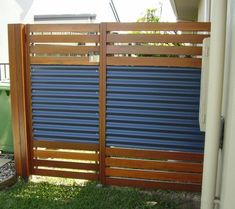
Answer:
[169, 0, 179, 19]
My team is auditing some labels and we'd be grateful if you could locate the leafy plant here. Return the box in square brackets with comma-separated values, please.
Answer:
[132, 7, 182, 58]
[137, 8, 161, 23]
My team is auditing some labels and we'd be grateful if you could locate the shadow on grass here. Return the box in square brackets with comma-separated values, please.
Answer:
[0, 180, 179, 209]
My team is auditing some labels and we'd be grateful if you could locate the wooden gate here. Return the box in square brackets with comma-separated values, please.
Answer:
[8, 22, 210, 191]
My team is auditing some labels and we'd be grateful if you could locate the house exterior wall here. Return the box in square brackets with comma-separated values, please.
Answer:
[197, 1, 235, 208]
[0, 0, 112, 63]
[198, 0, 206, 21]
[0, 0, 175, 63]
[198, 0, 235, 208]
[198, 0, 211, 21]
[0, 0, 97, 63]
[220, 0, 235, 208]
[0, 0, 34, 63]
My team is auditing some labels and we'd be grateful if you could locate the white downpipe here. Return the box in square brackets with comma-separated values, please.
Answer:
[206, 0, 211, 21]
[200, 0, 227, 209]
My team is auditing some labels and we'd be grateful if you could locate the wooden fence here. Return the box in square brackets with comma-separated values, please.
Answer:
[8, 22, 210, 192]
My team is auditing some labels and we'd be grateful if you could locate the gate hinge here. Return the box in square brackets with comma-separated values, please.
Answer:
[220, 117, 225, 149]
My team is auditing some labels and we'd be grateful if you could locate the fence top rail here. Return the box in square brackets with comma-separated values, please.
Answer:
[106, 22, 211, 32]
[25, 22, 210, 67]
[27, 22, 211, 33]
[28, 23, 100, 33]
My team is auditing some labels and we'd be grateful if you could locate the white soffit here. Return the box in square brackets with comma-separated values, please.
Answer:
[170, 0, 200, 21]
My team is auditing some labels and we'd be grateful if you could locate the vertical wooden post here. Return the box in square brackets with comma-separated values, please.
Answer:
[8, 24, 30, 178]
[99, 23, 107, 185]
[24, 25, 34, 175]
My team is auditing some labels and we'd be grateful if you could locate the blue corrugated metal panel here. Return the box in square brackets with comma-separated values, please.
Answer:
[106, 66, 205, 153]
[31, 65, 99, 144]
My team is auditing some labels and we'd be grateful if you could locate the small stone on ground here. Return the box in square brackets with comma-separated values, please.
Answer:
[146, 201, 158, 206]
[0, 159, 11, 167]
[0, 153, 16, 184]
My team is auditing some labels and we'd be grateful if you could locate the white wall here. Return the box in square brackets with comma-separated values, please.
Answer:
[220, 0, 235, 208]
[199, 0, 235, 208]
[0, 0, 34, 62]
[0, 0, 175, 63]
[0, 0, 117, 63]
[0, 0, 113, 63]
[198, 0, 211, 21]
[198, 0, 206, 21]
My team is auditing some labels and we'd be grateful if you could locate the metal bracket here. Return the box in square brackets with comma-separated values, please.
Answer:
[214, 196, 221, 205]
[220, 116, 225, 149]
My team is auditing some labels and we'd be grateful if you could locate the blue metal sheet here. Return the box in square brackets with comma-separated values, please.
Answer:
[106, 66, 205, 153]
[31, 65, 99, 144]
[31, 64, 204, 153]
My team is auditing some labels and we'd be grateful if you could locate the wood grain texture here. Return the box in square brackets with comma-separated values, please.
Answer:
[8, 24, 29, 177]
[11, 22, 210, 191]
[30, 56, 98, 65]
[33, 159, 99, 171]
[24, 25, 34, 175]
[106, 178, 201, 192]
[30, 35, 99, 43]
[29, 24, 100, 32]
[107, 57, 202, 68]
[33, 150, 99, 161]
[105, 157, 203, 173]
[33, 168, 98, 180]
[30, 45, 100, 54]
[33, 140, 99, 151]
[106, 168, 202, 183]
[107, 45, 202, 55]
[99, 23, 107, 184]
[106, 147, 203, 162]
[107, 22, 211, 31]
[107, 34, 209, 43]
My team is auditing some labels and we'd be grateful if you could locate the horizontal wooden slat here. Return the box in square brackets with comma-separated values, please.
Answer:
[33, 140, 99, 151]
[105, 158, 202, 173]
[106, 178, 201, 192]
[107, 22, 211, 31]
[106, 148, 203, 162]
[30, 35, 99, 43]
[107, 45, 202, 55]
[33, 168, 98, 180]
[29, 24, 100, 32]
[106, 168, 202, 183]
[33, 150, 99, 161]
[107, 57, 202, 68]
[107, 34, 209, 43]
[33, 159, 99, 171]
[30, 45, 100, 54]
[30, 56, 98, 65]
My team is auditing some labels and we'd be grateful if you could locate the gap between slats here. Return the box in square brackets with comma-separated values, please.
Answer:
[30, 35, 99, 43]
[105, 167, 202, 183]
[106, 57, 202, 68]
[29, 24, 100, 32]
[106, 147, 203, 162]
[30, 57, 99, 65]
[30, 45, 100, 54]
[107, 34, 209, 43]
[32, 168, 99, 180]
[105, 178, 201, 192]
[107, 45, 202, 56]
[105, 157, 202, 173]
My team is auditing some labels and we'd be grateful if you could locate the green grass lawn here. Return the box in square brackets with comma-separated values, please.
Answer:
[0, 179, 182, 209]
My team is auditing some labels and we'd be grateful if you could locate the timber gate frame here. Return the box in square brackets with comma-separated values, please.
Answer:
[8, 22, 210, 192]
